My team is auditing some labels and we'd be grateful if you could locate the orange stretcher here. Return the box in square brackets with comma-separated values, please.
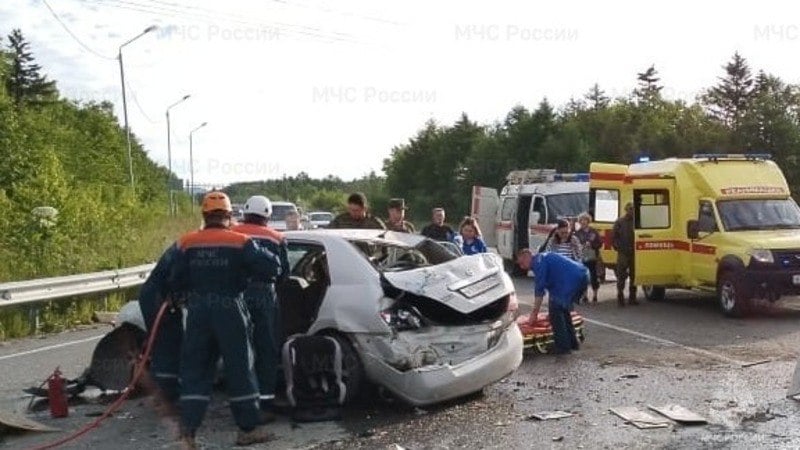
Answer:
[516, 312, 586, 354]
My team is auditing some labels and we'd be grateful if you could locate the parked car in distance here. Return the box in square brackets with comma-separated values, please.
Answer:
[307, 211, 334, 229]
[269, 201, 300, 231]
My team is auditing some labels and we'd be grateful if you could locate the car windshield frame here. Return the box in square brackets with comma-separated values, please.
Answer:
[716, 198, 800, 231]
[348, 237, 457, 272]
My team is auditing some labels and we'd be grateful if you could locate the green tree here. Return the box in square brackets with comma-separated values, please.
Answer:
[702, 52, 754, 132]
[5, 29, 56, 105]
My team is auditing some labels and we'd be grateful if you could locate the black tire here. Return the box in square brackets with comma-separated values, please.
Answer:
[717, 271, 750, 317]
[643, 286, 666, 302]
[326, 333, 365, 405]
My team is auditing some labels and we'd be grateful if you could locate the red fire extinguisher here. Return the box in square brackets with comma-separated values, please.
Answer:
[47, 367, 69, 418]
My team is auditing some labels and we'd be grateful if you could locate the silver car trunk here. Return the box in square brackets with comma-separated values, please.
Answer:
[381, 253, 512, 314]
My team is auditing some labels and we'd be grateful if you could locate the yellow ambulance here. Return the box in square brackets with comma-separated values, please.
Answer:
[588, 153, 800, 316]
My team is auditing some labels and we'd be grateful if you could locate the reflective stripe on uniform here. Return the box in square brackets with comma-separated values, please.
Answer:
[229, 393, 260, 403]
[259, 394, 275, 400]
[181, 395, 211, 402]
[154, 372, 179, 379]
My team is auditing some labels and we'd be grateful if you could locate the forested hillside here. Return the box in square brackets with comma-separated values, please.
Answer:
[383, 54, 800, 218]
[0, 29, 194, 281]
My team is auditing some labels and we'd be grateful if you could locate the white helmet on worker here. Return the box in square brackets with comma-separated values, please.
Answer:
[244, 195, 272, 218]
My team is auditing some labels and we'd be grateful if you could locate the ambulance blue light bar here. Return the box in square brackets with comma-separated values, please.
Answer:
[692, 153, 772, 160]
[551, 173, 589, 182]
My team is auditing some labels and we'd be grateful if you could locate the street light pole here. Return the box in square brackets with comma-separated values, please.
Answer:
[189, 122, 208, 213]
[166, 94, 191, 215]
[118, 25, 157, 190]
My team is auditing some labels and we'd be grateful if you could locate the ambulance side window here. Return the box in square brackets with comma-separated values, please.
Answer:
[634, 189, 670, 229]
[500, 198, 515, 221]
[532, 196, 546, 224]
[698, 201, 718, 232]
[590, 188, 619, 223]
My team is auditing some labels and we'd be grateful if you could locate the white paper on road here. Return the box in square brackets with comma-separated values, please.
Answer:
[610, 407, 670, 429]
[0, 410, 59, 432]
[529, 410, 574, 420]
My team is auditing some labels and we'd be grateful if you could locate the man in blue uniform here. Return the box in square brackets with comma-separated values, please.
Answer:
[170, 191, 283, 448]
[232, 195, 290, 416]
[516, 248, 589, 355]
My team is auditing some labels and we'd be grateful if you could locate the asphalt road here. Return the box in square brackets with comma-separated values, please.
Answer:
[3, 277, 800, 449]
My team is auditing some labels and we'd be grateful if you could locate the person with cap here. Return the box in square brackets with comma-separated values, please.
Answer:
[170, 190, 283, 448]
[328, 192, 386, 229]
[612, 202, 637, 306]
[421, 207, 456, 242]
[385, 198, 416, 233]
[231, 195, 291, 419]
[516, 248, 589, 355]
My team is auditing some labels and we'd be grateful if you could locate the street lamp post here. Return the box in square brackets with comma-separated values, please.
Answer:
[189, 122, 208, 213]
[118, 25, 157, 190]
[166, 94, 191, 215]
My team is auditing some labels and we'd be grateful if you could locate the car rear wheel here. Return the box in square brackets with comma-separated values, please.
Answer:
[643, 286, 666, 302]
[717, 271, 750, 317]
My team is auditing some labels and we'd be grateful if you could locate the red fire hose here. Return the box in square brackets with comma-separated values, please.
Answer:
[28, 301, 170, 450]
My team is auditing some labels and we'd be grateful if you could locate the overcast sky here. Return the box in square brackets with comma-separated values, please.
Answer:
[2, 0, 799, 185]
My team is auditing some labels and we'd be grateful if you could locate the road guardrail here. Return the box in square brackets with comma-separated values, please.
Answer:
[0, 264, 156, 307]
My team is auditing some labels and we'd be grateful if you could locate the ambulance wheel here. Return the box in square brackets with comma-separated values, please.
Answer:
[325, 332, 364, 405]
[717, 271, 750, 317]
[643, 286, 666, 302]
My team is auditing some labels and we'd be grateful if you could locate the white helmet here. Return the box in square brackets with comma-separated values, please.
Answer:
[244, 195, 272, 218]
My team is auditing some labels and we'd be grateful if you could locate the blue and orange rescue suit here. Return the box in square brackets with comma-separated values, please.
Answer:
[231, 222, 290, 408]
[138, 243, 182, 405]
[169, 225, 283, 437]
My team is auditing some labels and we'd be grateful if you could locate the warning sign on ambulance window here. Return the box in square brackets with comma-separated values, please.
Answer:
[720, 186, 786, 195]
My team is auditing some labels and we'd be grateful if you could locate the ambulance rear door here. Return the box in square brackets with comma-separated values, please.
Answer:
[471, 186, 499, 248]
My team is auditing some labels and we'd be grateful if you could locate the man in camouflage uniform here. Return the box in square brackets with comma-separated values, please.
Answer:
[328, 192, 386, 229]
[385, 198, 416, 233]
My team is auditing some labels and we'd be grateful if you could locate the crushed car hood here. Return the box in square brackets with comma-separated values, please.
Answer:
[382, 253, 513, 314]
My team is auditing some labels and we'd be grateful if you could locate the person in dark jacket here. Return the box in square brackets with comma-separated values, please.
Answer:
[517, 248, 589, 354]
[575, 212, 603, 303]
[611, 202, 637, 306]
[421, 207, 456, 242]
[328, 192, 386, 229]
[385, 198, 416, 233]
[232, 195, 291, 418]
[170, 191, 283, 448]
[138, 243, 182, 415]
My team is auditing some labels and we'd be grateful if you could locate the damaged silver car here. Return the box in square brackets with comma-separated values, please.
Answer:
[94, 230, 523, 407]
[277, 230, 523, 406]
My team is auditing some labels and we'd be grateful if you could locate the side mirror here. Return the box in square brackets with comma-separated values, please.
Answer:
[687, 220, 699, 240]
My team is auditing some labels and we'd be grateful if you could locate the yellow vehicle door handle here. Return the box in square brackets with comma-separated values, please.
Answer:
[638, 234, 653, 238]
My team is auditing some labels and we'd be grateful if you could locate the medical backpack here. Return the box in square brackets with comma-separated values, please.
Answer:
[282, 334, 346, 422]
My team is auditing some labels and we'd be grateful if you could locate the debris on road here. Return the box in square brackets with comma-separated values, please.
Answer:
[647, 404, 707, 424]
[526, 411, 574, 421]
[610, 407, 670, 429]
[617, 373, 639, 380]
[740, 359, 771, 368]
[0, 410, 59, 432]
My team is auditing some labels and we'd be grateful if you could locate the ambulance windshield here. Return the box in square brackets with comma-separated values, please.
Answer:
[717, 198, 800, 231]
[546, 192, 590, 222]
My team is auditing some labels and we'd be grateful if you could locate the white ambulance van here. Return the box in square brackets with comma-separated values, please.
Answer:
[471, 169, 590, 268]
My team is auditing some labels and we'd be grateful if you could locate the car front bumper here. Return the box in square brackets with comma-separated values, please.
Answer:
[356, 324, 523, 406]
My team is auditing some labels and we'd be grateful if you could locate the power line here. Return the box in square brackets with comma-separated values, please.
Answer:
[80, 0, 359, 44]
[40, 0, 116, 60]
[125, 80, 158, 124]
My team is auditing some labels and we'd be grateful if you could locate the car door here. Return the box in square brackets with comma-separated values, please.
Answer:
[690, 199, 721, 286]
[632, 180, 681, 287]
[497, 196, 516, 259]
[471, 186, 499, 248]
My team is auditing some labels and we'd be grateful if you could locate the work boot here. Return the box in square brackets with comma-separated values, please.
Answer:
[236, 425, 275, 446]
[592, 292, 598, 303]
[178, 434, 197, 450]
[617, 291, 625, 307]
[629, 289, 639, 305]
